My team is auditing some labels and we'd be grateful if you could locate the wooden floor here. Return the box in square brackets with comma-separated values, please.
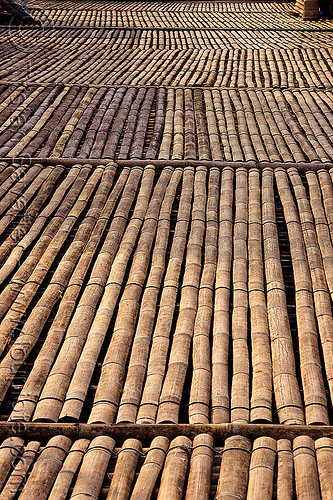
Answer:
[1, 0, 333, 498]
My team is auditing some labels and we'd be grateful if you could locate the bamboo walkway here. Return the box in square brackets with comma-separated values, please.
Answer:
[0, 0, 333, 498]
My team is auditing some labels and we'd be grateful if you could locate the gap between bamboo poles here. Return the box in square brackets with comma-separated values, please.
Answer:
[1, 157, 333, 172]
[1, 423, 333, 443]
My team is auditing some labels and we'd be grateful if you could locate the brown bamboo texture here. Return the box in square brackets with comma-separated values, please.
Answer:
[107, 438, 142, 500]
[70, 436, 115, 500]
[277, 439, 293, 500]
[275, 167, 328, 425]
[215, 435, 251, 499]
[262, 167, 304, 425]
[117, 168, 183, 423]
[136, 166, 194, 424]
[189, 168, 219, 424]
[130, 436, 169, 500]
[315, 437, 333, 500]
[231, 167, 249, 423]
[157, 436, 192, 500]
[0, 437, 24, 491]
[248, 168, 272, 423]
[212, 167, 234, 424]
[293, 436, 321, 500]
[157, 166, 207, 423]
[185, 433, 213, 500]
[247, 436, 277, 500]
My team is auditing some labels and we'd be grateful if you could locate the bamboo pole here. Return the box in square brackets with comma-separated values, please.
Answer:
[211, 166, 234, 424]
[275, 167, 328, 425]
[315, 437, 333, 500]
[231, 167, 249, 424]
[248, 168, 272, 423]
[88, 166, 173, 424]
[288, 167, 333, 409]
[136, 166, 194, 424]
[215, 435, 251, 499]
[185, 433, 213, 500]
[0, 437, 24, 491]
[277, 439, 293, 500]
[48, 439, 90, 500]
[33, 165, 151, 422]
[130, 436, 169, 500]
[189, 167, 219, 424]
[247, 436, 277, 499]
[0, 441, 40, 500]
[116, 168, 182, 424]
[262, 167, 304, 425]
[107, 438, 142, 499]
[70, 436, 115, 500]
[157, 166, 206, 424]
[19, 435, 72, 500]
[11, 166, 128, 422]
[157, 436, 192, 500]
[293, 436, 321, 500]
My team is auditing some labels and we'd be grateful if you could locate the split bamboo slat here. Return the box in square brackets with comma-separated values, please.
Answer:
[247, 436, 277, 499]
[277, 439, 294, 500]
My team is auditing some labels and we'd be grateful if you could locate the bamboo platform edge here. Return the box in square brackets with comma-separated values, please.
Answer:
[2, 423, 333, 443]
[1, 157, 333, 172]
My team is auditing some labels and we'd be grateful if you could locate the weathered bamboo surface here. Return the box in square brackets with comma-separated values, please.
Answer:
[25, 9, 333, 28]
[2, 44, 333, 85]
[0, 86, 333, 162]
[0, 162, 332, 425]
[0, 431, 332, 499]
[26, 1, 295, 12]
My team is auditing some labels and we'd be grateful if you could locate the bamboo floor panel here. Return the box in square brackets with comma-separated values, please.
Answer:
[1, 162, 333, 427]
[0, 85, 333, 163]
[3, 26, 333, 50]
[27, 0, 295, 12]
[2, 39, 333, 85]
[0, 430, 332, 499]
[28, 9, 333, 28]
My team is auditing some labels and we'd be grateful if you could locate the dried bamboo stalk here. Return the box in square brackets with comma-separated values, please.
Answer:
[107, 438, 142, 499]
[189, 167, 219, 424]
[288, 167, 333, 409]
[275, 167, 328, 425]
[247, 436, 277, 500]
[70, 436, 115, 500]
[117, 168, 182, 424]
[11, 166, 128, 422]
[293, 436, 321, 500]
[277, 439, 293, 500]
[248, 168, 272, 423]
[215, 435, 251, 499]
[0, 441, 40, 500]
[0, 166, 106, 405]
[33, 166, 150, 422]
[136, 166, 194, 424]
[262, 168, 304, 425]
[89, 166, 173, 424]
[48, 439, 90, 500]
[212, 167, 234, 424]
[130, 436, 169, 500]
[0, 437, 24, 491]
[157, 436, 192, 500]
[315, 437, 333, 500]
[157, 166, 206, 424]
[185, 433, 213, 500]
[19, 435, 72, 500]
[231, 168, 249, 424]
